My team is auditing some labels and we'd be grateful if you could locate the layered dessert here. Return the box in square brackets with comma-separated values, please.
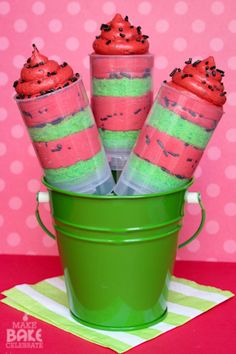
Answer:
[14, 44, 114, 194]
[90, 14, 154, 170]
[114, 56, 226, 195]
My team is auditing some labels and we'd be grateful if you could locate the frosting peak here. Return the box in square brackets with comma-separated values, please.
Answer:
[93, 13, 149, 55]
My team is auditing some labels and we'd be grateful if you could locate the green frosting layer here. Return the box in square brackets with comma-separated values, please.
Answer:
[29, 108, 94, 142]
[45, 151, 105, 184]
[99, 129, 139, 149]
[149, 103, 212, 149]
[92, 77, 152, 97]
[128, 154, 189, 192]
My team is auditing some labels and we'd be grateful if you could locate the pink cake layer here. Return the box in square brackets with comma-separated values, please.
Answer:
[33, 125, 101, 169]
[134, 125, 204, 179]
[91, 92, 152, 131]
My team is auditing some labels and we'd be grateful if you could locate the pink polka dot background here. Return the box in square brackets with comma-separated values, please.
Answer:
[0, 0, 236, 261]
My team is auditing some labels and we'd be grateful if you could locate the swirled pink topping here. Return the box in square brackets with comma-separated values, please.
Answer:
[168, 56, 226, 106]
[93, 14, 149, 55]
[14, 44, 78, 99]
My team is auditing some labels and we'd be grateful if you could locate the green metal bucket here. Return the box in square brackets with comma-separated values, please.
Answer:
[36, 178, 205, 331]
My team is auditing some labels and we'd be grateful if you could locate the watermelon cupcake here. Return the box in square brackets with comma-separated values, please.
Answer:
[90, 14, 154, 171]
[14, 44, 114, 194]
[114, 56, 226, 195]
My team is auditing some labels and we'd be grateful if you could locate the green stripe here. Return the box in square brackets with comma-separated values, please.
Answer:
[163, 312, 190, 326]
[29, 108, 94, 142]
[92, 77, 152, 97]
[34, 282, 68, 307]
[149, 103, 212, 149]
[128, 328, 162, 340]
[168, 290, 216, 311]
[99, 129, 139, 149]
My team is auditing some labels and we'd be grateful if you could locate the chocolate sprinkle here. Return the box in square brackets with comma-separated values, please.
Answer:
[169, 68, 178, 77]
[181, 74, 188, 79]
[106, 40, 111, 45]
[96, 36, 100, 39]
[125, 16, 129, 21]
[130, 25, 134, 29]
[63, 82, 69, 87]
[142, 35, 149, 39]
[210, 66, 216, 70]
[163, 80, 167, 83]
[13, 80, 18, 88]
[220, 92, 227, 96]
[119, 28, 123, 31]
[37, 80, 41, 84]
[185, 58, 192, 64]
[134, 108, 141, 115]
[120, 33, 125, 38]
[27, 58, 31, 63]
[137, 26, 141, 34]
[192, 60, 201, 67]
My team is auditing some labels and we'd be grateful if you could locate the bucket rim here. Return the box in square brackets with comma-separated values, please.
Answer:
[41, 177, 194, 199]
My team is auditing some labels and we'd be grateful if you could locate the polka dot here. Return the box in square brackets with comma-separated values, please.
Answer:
[48, 19, 62, 33]
[228, 20, 236, 33]
[102, 1, 116, 15]
[31, 37, 44, 50]
[84, 19, 97, 33]
[228, 57, 236, 70]
[9, 197, 22, 210]
[83, 56, 89, 69]
[207, 146, 221, 160]
[0, 72, 8, 86]
[67, 1, 80, 15]
[26, 215, 38, 229]
[173, 37, 187, 52]
[65, 37, 79, 51]
[225, 165, 236, 179]
[226, 128, 236, 142]
[138, 1, 152, 15]
[0, 214, 4, 227]
[174, 1, 188, 15]
[0, 36, 9, 50]
[194, 165, 202, 179]
[187, 239, 200, 253]
[28, 145, 36, 157]
[11, 124, 24, 138]
[0, 107, 7, 121]
[192, 19, 206, 33]
[42, 235, 55, 248]
[27, 179, 40, 193]
[224, 202, 236, 216]
[155, 56, 168, 69]
[0, 178, 5, 191]
[7, 233, 21, 247]
[210, 38, 224, 52]
[0, 1, 10, 15]
[211, 1, 224, 15]
[155, 20, 169, 33]
[10, 160, 24, 174]
[223, 240, 236, 254]
[32, 1, 45, 15]
[13, 55, 26, 68]
[206, 183, 220, 197]
[0, 142, 6, 156]
[49, 55, 61, 63]
[206, 220, 220, 235]
[187, 204, 200, 215]
[14, 19, 27, 33]
[227, 92, 236, 106]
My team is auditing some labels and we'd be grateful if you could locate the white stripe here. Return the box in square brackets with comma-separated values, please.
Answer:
[45, 278, 66, 292]
[169, 280, 229, 303]
[151, 322, 176, 332]
[167, 301, 202, 317]
[15, 285, 144, 347]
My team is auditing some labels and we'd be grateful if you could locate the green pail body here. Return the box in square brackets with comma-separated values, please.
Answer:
[37, 178, 205, 331]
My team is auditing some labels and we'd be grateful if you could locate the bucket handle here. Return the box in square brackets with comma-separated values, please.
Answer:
[36, 192, 56, 240]
[178, 192, 206, 249]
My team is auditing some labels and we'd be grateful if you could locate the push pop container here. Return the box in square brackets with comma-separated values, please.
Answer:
[114, 83, 224, 195]
[15, 79, 114, 194]
[90, 53, 154, 171]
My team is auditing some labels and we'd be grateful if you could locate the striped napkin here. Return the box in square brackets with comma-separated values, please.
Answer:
[1, 276, 233, 353]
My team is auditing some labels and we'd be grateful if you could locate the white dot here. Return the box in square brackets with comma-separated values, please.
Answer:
[210, 38, 224, 52]
[42, 235, 55, 248]
[207, 146, 221, 160]
[32, 1, 45, 15]
[225, 165, 236, 179]
[26, 215, 38, 229]
[226, 128, 236, 142]
[0, 107, 7, 121]
[223, 240, 236, 254]
[192, 19, 206, 33]
[228, 20, 236, 33]
[102, 1, 116, 15]
[187, 239, 200, 253]
[206, 183, 220, 197]
[83, 55, 89, 69]
[67, 1, 80, 15]
[138, 1, 152, 15]
[0, 142, 6, 156]
[224, 202, 236, 216]
[7, 233, 21, 247]
[66, 37, 79, 51]
[206, 220, 220, 234]
[31, 37, 44, 50]
[11, 124, 24, 138]
[175, 1, 188, 15]
[0, 36, 9, 50]
[173, 37, 187, 52]
[155, 56, 168, 69]
[13, 55, 26, 68]
[155, 19, 169, 33]
[0, 72, 8, 86]
[0, 1, 10, 15]
[0, 178, 5, 191]
[0, 214, 4, 226]
[27, 179, 40, 192]
[187, 204, 200, 215]
[194, 165, 202, 179]
[228, 57, 236, 70]
[211, 1, 224, 15]
[227, 92, 236, 106]
[9, 196, 22, 210]
[48, 19, 62, 33]
[84, 19, 97, 33]
[10, 160, 23, 174]
[14, 19, 27, 33]
[28, 144, 36, 157]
